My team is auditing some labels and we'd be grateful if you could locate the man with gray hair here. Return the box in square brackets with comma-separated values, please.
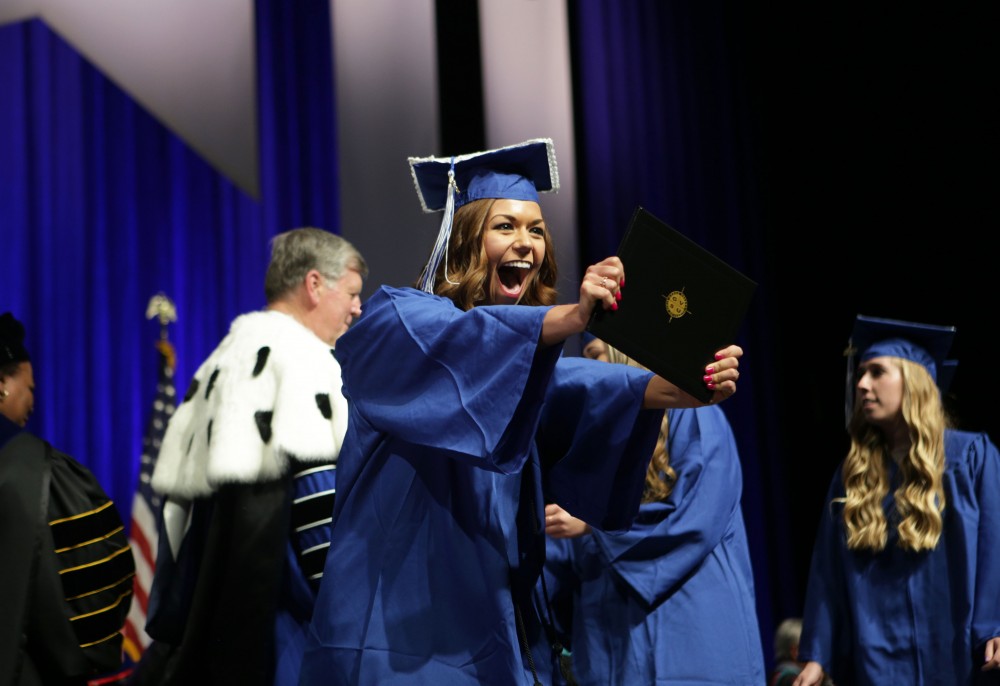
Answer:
[133, 227, 368, 686]
[263, 227, 368, 346]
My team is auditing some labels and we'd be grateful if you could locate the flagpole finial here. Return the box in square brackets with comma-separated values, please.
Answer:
[146, 293, 177, 337]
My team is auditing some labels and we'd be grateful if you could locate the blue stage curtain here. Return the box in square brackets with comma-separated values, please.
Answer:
[568, 0, 793, 665]
[0, 0, 338, 516]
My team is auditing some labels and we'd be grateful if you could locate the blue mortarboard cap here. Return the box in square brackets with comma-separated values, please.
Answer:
[410, 138, 558, 212]
[408, 138, 559, 292]
[843, 314, 958, 424]
[848, 315, 956, 384]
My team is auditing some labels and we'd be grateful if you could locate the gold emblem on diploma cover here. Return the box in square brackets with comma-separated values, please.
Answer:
[663, 287, 690, 322]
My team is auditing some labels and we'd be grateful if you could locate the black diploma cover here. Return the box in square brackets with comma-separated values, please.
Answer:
[587, 207, 757, 402]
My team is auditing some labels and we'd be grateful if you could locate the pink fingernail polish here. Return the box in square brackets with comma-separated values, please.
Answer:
[705, 367, 714, 375]
[620, 278, 625, 288]
[707, 382, 716, 390]
[703, 375, 713, 383]
[611, 302, 618, 311]
[714, 352, 723, 360]
[615, 291, 621, 301]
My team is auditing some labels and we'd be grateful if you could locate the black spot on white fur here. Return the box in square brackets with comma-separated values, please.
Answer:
[183, 379, 199, 402]
[255, 411, 273, 444]
[253, 347, 270, 377]
[315, 394, 332, 419]
[205, 368, 220, 399]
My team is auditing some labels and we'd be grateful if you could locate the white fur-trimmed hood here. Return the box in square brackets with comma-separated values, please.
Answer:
[152, 310, 347, 498]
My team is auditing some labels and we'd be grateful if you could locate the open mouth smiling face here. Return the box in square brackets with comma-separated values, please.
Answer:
[496, 259, 534, 300]
[483, 199, 546, 305]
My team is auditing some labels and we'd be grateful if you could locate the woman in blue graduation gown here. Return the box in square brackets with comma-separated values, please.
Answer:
[538, 340, 765, 685]
[567, 406, 763, 685]
[298, 139, 745, 686]
[796, 316, 1000, 686]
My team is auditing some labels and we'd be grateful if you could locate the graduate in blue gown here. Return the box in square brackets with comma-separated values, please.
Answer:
[537, 339, 765, 685]
[298, 138, 746, 686]
[796, 316, 1000, 686]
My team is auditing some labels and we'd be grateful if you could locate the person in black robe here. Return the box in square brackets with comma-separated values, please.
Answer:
[1, 311, 135, 685]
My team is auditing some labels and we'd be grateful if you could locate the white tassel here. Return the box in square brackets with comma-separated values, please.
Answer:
[419, 164, 460, 292]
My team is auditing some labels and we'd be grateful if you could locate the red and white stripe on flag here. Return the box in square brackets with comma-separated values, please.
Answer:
[122, 339, 177, 661]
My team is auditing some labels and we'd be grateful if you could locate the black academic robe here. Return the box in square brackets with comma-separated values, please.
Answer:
[133, 476, 293, 686]
[0, 416, 135, 686]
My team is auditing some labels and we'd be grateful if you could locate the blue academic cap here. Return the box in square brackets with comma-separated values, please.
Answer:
[408, 138, 559, 293]
[843, 314, 958, 424]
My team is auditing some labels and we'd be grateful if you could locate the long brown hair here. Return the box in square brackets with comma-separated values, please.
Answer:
[415, 199, 559, 310]
[838, 357, 947, 552]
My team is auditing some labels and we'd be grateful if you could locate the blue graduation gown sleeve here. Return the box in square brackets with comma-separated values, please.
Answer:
[959, 432, 1000, 654]
[538, 356, 661, 532]
[335, 286, 557, 471]
[587, 406, 743, 605]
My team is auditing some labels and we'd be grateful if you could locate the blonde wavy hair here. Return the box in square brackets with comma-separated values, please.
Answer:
[606, 346, 677, 503]
[837, 357, 947, 552]
[416, 199, 559, 310]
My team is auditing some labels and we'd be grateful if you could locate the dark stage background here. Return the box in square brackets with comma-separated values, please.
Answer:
[1, 1, 995, 672]
[751, 1, 996, 620]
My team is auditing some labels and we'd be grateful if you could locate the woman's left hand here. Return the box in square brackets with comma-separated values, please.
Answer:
[643, 344, 743, 409]
[703, 344, 743, 404]
[544, 503, 591, 539]
[983, 637, 1000, 671]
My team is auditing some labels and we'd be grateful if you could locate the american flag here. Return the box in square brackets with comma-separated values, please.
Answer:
[121, 337, 176, 662]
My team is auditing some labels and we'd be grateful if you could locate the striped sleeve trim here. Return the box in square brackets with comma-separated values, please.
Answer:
[50, 500, 125, 551]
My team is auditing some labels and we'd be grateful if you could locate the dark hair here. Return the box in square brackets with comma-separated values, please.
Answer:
[0, 312, 30, 371]
[419, 199, 559, 310]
